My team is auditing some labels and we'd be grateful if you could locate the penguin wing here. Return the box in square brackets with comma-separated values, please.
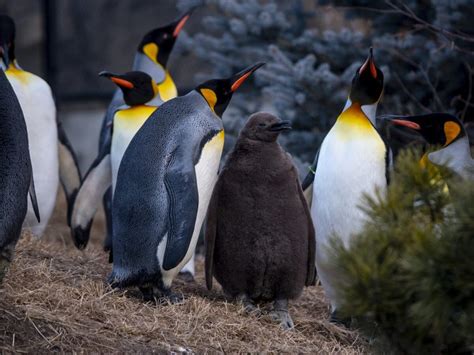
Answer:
[301, 149, 320, 207]
[204, 179, 220, 290]
[295, 169, 316, 286]
[161, 146, 199, 271]
[70, 134, 112, 249]
[57, 121, 82, 223]
[28, 165, 41, 223]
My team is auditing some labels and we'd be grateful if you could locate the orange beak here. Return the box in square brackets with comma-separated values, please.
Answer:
[391, 119, 421, 130]
[359, 47, 378, 79]
[230, 62, 265, 92]
[172, 10, 192, 37]
[110, 77, 134, 89]
[99, 71, 134, 89]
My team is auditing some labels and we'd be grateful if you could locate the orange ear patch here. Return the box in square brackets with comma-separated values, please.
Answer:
[444, 121, 461, 146]
[200, 88, 217, 111]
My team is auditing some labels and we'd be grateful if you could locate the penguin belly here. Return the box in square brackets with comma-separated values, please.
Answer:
[312, 106, 387, 309]
[110, 106, 157, 191]
[7, 68, 58, 236]
[158, 131, 225, 287]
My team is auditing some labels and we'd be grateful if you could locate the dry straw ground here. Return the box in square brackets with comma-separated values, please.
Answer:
[0, 193, 366, 353]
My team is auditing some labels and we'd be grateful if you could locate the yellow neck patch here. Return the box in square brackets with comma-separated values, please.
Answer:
[5, 61, 32, 85]
[444, 121, 460, 146]
[143, 43, 159, 64]
[200, 88, 217, 112]
[333, 103, 377, 140]
[157, 70, 177, 102]
[114, 105, 158, 132]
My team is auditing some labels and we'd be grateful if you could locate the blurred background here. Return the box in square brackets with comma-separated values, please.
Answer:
[1, 0, 473, 175]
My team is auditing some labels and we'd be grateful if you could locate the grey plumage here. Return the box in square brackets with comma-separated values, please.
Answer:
[0, 69, 39, 281]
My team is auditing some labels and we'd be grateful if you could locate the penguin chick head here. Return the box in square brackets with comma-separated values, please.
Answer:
[99, 71, 157, 106]
[138, 10, 193, 68]
[349, 48, 384, 106]
[0, 15, 16, 68]
[387, 113, 466, 148]
[241, 112, 291, 142]
[196, 62, 265, 117]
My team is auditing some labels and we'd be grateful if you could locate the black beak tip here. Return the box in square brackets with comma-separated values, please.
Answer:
[98, 71, 112, 78]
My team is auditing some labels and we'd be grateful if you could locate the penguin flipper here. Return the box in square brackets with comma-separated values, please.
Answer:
[301, 149, 320, 207]
[57, 121, 82, 224]
[204, 179, 220, 290]
[162, 150, 199, 271]
[28, 170, 41, 223]
[70, 138, 112, 250]
[295, 169, 316, 286]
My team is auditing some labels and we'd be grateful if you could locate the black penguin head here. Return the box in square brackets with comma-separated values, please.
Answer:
[0, 15, 16, 68]
[195, 62, 265, 117]
[241, 112, 291, 143]
[99, 71, 157, 106]
[349, 48, 384, 106]
[137, 10, 193, 68]
[387, 113, 466, 147]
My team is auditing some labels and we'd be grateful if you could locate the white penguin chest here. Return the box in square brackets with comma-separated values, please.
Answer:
[7, 67, 59, 234]
[312, 106, 387, 248]
[111, 106, 157, 191]
[159, 130, 225, 285]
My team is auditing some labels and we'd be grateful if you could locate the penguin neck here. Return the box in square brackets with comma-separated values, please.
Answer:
[157, 70, 177, 102]
[3, 60, 23, 73]
[428, 136, 473, 177]
[342, 98, 377, 125]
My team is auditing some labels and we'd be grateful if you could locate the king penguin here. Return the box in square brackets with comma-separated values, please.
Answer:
[0, 15, 80, 236]
[0, 69, 40, 282]
[70, 71, 159, 251]
[97, 11, 193, 271]
[108, 63, 264, 302]
[205, 112, 316, 330]
[385, 113, 473, 179]
[302, 48, 387, 322]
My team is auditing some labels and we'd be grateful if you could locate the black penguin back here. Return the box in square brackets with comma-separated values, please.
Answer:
[0, 70, 32, 260]
[211, 127, 313, 301]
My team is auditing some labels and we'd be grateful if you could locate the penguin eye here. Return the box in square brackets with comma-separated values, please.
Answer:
[163, 33, 169, 39]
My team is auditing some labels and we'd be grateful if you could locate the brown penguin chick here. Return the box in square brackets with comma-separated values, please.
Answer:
[205, 112, 316, 330]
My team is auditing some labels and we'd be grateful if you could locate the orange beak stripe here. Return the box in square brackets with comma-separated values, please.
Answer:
[359, 57, 378, 79]
[173, 15, 190, 37]
[111, 77, 134, 89]
[391, 119, 421, 130]
[231, 71, 252, 92]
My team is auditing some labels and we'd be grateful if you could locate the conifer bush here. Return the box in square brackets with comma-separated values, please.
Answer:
[331, 150, 474, 354]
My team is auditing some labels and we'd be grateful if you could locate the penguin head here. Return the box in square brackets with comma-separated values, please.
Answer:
[387, 113, 466, 147]
[241, 112, 292, 142]
[0, 15, 16, 68]
[196, 62, 265, 117]
[99, 71, 157, 106]
[349, 48, 384, 106]
[137, 10, 192, 68]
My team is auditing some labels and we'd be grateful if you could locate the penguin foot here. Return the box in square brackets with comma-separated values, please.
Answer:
[269, 309, 294, 330]
[236, 294, 261, 316]
[177, 271, 195, 283]
[139, 286, 155, 302]
[154, 288, 185, 305]
[270, 299, 294, 330]
[330, 310, 352, 328]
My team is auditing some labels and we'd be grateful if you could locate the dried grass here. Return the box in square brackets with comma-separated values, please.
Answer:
[0, 193, 367, 353]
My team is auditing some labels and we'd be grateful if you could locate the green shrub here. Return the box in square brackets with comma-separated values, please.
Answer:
[331, 149, 474, 354]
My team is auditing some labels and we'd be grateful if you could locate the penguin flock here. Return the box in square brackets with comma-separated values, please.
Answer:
[0, 11, 472, 332]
